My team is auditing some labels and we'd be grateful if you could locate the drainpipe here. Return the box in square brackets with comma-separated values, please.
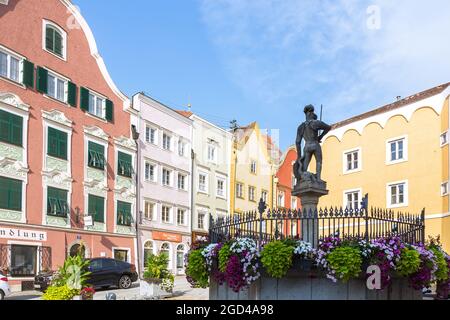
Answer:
[131, 125, 141, 277]
[191, 149, 195, 244]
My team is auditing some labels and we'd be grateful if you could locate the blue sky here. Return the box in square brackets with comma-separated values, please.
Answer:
[73, 0, 450, 150]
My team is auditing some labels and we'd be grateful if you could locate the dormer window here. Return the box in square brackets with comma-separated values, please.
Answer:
[43, 21, 67, 60]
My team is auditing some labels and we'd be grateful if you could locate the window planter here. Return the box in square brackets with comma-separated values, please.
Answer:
[139, 278, 172, 299]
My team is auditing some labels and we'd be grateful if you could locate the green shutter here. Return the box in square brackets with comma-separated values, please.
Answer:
[117, 201, 131, 226]
[36, 67, 48, 94]
[118, 151, 132, 177]
[45, 26, 54, 52]
[47, 187, 68, 217]
[0, 176, 22, 211]
[89, 195, 104, 223]
[68, 82, 77, 107]
[47, 127, 67, 160]
[80, 87, 89, 111]
[105, 99, 113, 122]
[22, 60, 34, 88]
[88, 141, 105, 170]
[0, 109, 23, 146]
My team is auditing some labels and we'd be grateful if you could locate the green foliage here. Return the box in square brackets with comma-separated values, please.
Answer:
[327, 246, 362, 282]
[42, 284, 80, 300]
[186, 249, 209, 288]
[397, 248, 421, 276]
[143, 252, 170, 280]
[218, 244, 231, 272]
[260, 241, 294, 278]
[430, 247, 449, 282]
[51, 252, 90, 290]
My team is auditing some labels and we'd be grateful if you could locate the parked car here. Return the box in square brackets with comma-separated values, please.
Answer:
[0, 272, 11, 300]
[34, 271, 54, 292]
[86, 258, 138, 290]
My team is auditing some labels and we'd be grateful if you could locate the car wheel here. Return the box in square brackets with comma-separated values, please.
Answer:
[118, 275, 132, 289]
[0, 290, 4, 300]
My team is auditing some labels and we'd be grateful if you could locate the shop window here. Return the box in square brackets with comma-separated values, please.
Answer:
[10, 245, 37, 277]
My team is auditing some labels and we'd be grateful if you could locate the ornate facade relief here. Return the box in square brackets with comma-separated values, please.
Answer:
[0, 92, 29, 112]
[42, 109, 73, 128]
[84, 125, 109, 141]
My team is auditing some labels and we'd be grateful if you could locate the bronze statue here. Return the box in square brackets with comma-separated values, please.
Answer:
[293, 105, 331, 184]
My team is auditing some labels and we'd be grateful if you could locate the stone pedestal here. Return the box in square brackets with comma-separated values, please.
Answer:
[292, 178, 328, 248]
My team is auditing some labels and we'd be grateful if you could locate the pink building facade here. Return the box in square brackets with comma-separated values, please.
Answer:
[0, 0, 137, 291]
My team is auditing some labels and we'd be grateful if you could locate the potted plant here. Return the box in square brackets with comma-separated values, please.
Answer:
[140, 252, 174, 298]
[81, 287, 95, 300]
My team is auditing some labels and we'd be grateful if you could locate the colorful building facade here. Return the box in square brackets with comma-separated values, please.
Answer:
[318, 83, 450, 251]
[275, 146, 302, 210]
[0, 0, 137, 291]
[133, 93, 192, 275]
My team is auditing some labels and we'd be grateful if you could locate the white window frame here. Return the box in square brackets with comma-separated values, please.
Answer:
[440, 131, 449, 147]
[177, 173, 187, 191]
[177, 208, 187, 226]
[343, 147, 362, 174]
[343, 188, 362, 210]
[277, 191, 285, 208]
[207, 144, 217, 163]
[45, 68, 69, 104]
[143, 200, 156, 221]
[236, 182, 244, 199]
[216, 175, 227, 199]
[144, 161, 157, 183]
[161, 205, 172, 224]
[386, 135, 408, 165]
[42, 20, 67, 61]
[250, 160, 257, 174]
[291, 197, 297, 209]
[178, 139, 187, 157]
[162, 132, 172, 151]
[162, 167, 172, 187]
[386, 180, 409, 209]
[198, 171, 209, 194]
[197, 210, 208, 230]
[248, 186, 256, 202]
[261, 190, 268, 203]
[145, 125, 158, 145]
[0, 45, 24, 85]
[87, 90, 106, 120]
[441, 181, 449, 196]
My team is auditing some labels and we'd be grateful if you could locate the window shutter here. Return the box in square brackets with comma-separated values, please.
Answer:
[48, 127, 67, 160]
[22, 60, 34, 88]
[47, 127, 58, 157]
[88, 141, 105, 169]
[46, 26, 54, 52]
[9, 179, 22, 211]
[67, 81, 77, 107]
[118, 152, 132, 177]
[10, 112, 23, 146]
[58, 130, 68, 160]
[0, 110, 8, 143]
[36, 67, 48, 94]
[89, 195, 104, 223]
[105, 99, 113, 122]
[80, 87, 89, 111]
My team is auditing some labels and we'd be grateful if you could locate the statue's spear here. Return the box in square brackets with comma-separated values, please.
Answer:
[320, 104, 323, 121]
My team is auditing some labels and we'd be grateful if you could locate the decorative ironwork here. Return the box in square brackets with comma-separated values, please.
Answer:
[39, 246, 52, 272]
[210, 196, 425, 246]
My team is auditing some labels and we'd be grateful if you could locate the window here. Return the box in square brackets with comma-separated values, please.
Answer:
[162, 168, 172, 187]
[344, 149, 360, 172]
[344, 190, 361, 209]
[80, 88, 113, 122]
[176, 244, 185, 269]
[118, 152, 132, 178]
[292, 175, 297, 188]
[88, 141, 105, 170]
[277, 192, 285, 208]
[0, 49, 21, 83]
[441, 182, 449, 196]
[113, 249, 129, 262]
[207, 144, 216, 162]
[163, 133, 171, 151]
[145, 162, 156, 182]
[248, 186, 256, 202]
[47, 127, 67, 160]
[291, 198, 297, 209]
[178, 174, 186, 190]
[162, 205, 171, 223]
[10, 245, 37, 277]
[198, 212, 206, 230]
[47, 72, 67, 102]
[441, 131, 449, 147]
[0, 109, 23, 146]
[236, 183, 244, 199]
[291, 221, 298, 237]
[144, 201, 155, 220]
[160, 243, 170, 267]
[261, 190, 268, 203]
[145, 126, 156, 144]
[250, 160, 257, 174]
[178, 140, 186, 157]
[117, 201, 132, 226]
[387, 182, 408, 208]
[0, 176, 22, 211]
[47, 187, 69, 217]
[44, 21, 66, 59]
[387, 137, 407, 164]
[88, 194, 104, 223]
[217, 178, 226, 198]
[143, 241, 154, 268]
[198, 173, 208, 193]
[177, 209, 186, 226]
[88, 92, 105, 118]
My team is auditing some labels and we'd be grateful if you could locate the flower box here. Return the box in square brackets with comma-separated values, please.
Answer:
[139, 279, 172, 299]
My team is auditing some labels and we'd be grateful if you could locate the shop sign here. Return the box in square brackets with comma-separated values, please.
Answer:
[0, 227, 47, 241]
[152, 231, 182, 242]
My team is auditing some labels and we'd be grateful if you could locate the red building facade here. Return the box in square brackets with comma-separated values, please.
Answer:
[276, 146, 302, 210]
[0, 0, 137, 291]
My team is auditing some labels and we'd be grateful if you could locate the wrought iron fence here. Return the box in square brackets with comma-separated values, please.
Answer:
[209, 196, 425, 248]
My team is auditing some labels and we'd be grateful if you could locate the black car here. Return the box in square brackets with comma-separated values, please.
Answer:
[86, 258, 138, 290]
[34, 258, 138, 291]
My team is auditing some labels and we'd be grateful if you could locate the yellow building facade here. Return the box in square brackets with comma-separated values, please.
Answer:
[316, 83, 450, 251]
[230, 122, 278, 214]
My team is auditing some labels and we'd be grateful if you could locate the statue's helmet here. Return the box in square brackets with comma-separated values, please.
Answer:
[304, 104, 315, 114]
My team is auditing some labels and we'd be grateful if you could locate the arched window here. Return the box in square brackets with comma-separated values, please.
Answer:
[43, 21, 66, 59]
[69, 243, 86, 258]
[143, 240, 154, 268]
[176, 244, 185, 269]
[160, 243, 171, 267]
